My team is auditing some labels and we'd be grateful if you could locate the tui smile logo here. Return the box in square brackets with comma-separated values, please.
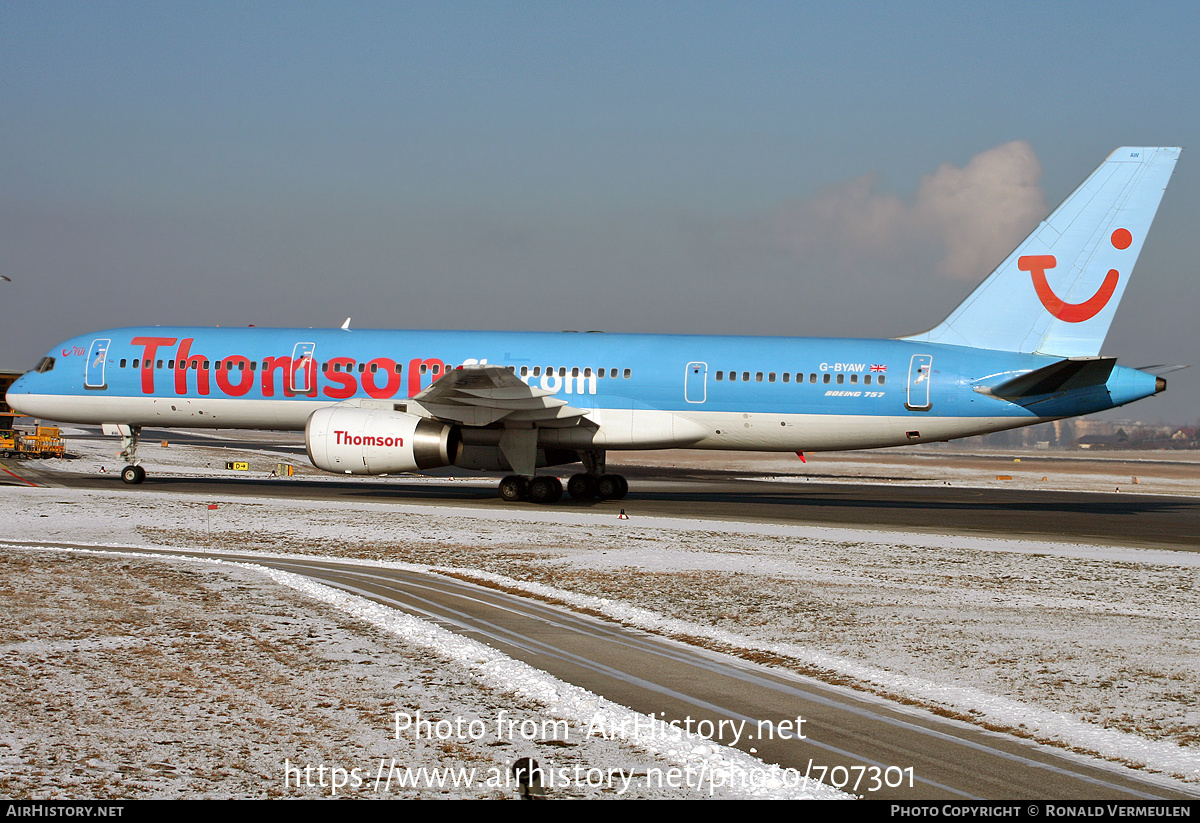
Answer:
[1019, 229, 1132, 323]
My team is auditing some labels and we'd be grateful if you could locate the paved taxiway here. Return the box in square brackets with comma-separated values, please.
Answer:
[4, 538, 1193, 800]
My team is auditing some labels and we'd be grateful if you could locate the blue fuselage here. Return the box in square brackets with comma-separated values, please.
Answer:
[8, 326, 1159, 453]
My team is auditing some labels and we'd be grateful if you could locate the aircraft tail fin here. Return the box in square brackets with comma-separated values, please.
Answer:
[905, 147, 1180, 356]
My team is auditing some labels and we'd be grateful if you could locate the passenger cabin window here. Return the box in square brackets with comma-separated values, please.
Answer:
[623, 369, 631, 379]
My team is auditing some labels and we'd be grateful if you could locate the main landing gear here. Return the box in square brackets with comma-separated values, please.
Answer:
[497, 472, 628, 504]
[495, 448, 626, 504]
[567, 472, 628, 500]
[498, 475, 563, 504]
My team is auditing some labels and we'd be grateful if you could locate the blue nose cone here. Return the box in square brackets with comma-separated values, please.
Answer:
[7, 371, 34, 404]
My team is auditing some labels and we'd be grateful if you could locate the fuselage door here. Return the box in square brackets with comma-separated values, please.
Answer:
[684, 361, 708, 404]
[905, 354, 933, 411]
[290, 342, 317, 394]
[85, 338, 110, 390]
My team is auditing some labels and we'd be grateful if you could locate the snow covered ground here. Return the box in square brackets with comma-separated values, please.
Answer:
[3, 431, 1200, 798]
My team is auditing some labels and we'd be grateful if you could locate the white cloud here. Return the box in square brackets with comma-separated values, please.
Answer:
[769, 141, 1047, 280]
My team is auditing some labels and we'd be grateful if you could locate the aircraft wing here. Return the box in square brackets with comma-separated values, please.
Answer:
[407, 365, 589, 427]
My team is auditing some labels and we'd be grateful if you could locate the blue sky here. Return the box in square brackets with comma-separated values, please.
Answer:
[3, 1, 1198, 422]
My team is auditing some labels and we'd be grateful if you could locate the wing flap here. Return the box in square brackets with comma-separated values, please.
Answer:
[449, 394, 571, 410]
[411, 365, 588, 427]
[454, 386, 558, 400]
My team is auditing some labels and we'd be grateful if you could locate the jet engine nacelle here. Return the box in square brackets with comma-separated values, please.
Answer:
[305, 406, 461, 475]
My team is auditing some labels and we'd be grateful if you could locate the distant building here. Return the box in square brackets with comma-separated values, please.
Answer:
[1, 369, 24, 430]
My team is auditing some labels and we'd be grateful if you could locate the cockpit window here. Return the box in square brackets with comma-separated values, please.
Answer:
[34, 356, 55, 374]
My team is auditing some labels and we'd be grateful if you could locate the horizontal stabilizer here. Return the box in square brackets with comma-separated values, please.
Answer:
[1135, 364, 1190, 376]
[975, 357, 1116, 400]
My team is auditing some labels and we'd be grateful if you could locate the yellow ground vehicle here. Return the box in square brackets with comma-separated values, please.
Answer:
[3, 372, 67, 458]
[0, 426, 65, 459]
[0, 429, 18, 458]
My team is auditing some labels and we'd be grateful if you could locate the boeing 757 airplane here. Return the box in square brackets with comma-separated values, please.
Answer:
[7, 147, 1181, 502]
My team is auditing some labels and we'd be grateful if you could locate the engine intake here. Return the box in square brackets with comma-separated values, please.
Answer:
[306, 407, 460, 474]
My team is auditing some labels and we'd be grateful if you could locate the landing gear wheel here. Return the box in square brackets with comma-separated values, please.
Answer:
[567, 473, 599, 500]
[596, 474, 628, 500]
[121, 465, 146, 484]
[527, 476, 563, 504]
[499, 475, 528, 502]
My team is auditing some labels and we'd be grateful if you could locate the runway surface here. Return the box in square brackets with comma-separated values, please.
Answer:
[14, 458, 1200, 552]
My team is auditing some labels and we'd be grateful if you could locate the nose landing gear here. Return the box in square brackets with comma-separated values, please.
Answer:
[121, 464, 146, 484]
[109, 424, 147, 484]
